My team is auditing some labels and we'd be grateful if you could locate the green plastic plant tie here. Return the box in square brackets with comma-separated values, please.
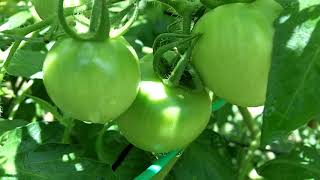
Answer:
[212, 99, 226, 111]
[134, 150, 179, 180]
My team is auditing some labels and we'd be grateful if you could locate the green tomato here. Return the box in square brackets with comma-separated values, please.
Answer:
[192, 0, 282, 107]
[31, 0, 88, 19]
[43, 37, 140, 124]
[116, 54, 212, 153]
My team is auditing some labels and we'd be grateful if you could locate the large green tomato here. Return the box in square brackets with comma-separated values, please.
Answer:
[192, 0, 282, 107]
[31, 0, 88, 19]
[116, 54, 212, 153]
[43, 37, 140, 124]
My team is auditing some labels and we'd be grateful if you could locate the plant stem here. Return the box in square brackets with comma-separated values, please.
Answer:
[62, 117, 74, 144]
[1, 7, 87, 73]
[58, 0, 85, 40]
[2, 40, 22, 71]
[182, 13, 192, 34]
[95, 122, 115, 162]
[153, 34, 198, 80]
[166, 34, 201, 87]
[237, 106, 260, 180]
[166, 50, 191, 86]
[92, 0, 110, 41]
[156, 0, 201, 17]
[238, 106, 259, 137]
[238, 132, 260, 180]
[8, 80, 34, 120]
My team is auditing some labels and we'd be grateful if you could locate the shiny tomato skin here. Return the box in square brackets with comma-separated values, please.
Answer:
[116, 54, 212, 153]
[192, 0, 282, 107]
[43, 37, 140, 124]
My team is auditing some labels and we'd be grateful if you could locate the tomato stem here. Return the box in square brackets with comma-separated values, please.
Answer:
[91, 0, 110, 40]
[58, 0, 86, 40]
[58, 0, 110, 41]
[156, 0, 201, 17]
[62, 117, 75, 144]
[1, 7, 87, 74]
[109, 2, 139, 38]
[182, 13, 192, 34]
[153, 34, 199, 81]
[95, 122, 115, 163]
[187, 65, 204, 91]
[166, 37, 203, 88]
[89, 0, 102, 32]
[166, 49, 192, 86]
[238, 107, 259, 137]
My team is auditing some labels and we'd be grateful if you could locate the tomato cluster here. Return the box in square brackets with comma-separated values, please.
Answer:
[40, 0, 282, 153]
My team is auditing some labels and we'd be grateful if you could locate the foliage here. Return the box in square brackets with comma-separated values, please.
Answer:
[0, 0, 319, 179]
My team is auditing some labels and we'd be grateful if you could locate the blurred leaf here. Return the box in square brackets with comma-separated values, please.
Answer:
[115, 147, 153, 180]
[167, 130, 237, 180]
[262, 1, 320, 145]
[0, 121, 64, 176]
[0, 118, 28, 137]
[10, 144, 117, 180]
[0, 11, 32, 31]
[257, 146, 320, 179]
[6, 49, 46, 79]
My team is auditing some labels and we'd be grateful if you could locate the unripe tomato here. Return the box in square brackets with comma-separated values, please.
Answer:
[31, 0, 88, 19]
[43, 37, 140, 124]
[116, 54, 212, 153]
[192, 0, 282, 107]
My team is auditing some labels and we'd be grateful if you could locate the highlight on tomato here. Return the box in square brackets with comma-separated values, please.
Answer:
[116, 54, 212, 153]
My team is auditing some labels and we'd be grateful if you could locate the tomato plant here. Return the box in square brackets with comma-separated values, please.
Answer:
[31, 0, 88, 19]
[43, 37, 140, 124]
[116, 55, 212, 153]
[192, 0, 282, 107]
[1, 0, 320, 179]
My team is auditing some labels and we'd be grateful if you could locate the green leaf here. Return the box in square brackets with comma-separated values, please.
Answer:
[168, 130, 237, 180]
[262, 1, 320, 145]
[10, 144, 117, 180]
[0, 11, 32, 31]
[0, 119, 28, 137]
[257, 146, 320, 179]
[0, 121, 64, 176]
[6, 50, 46, 79]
